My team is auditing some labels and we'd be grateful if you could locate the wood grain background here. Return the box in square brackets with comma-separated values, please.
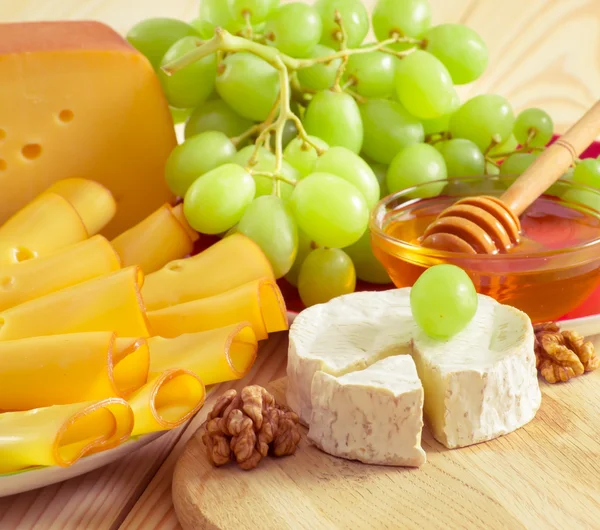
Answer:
[0, 1, 599, 528]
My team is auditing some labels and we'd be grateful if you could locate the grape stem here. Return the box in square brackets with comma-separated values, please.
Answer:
[250, 170, 297, 187]
[344, 87, 367, 104]
[332, 10, 349, 92]
[231, 96, 280, 148]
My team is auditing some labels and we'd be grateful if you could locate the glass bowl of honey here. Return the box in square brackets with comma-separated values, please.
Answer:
[370, 174, 600, 323]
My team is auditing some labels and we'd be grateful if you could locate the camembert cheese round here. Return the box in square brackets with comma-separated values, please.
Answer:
[287, 288, 541, 465]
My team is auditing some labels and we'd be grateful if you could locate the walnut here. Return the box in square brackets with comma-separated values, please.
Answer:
[533, 322, 599, 383]
[201, 385, 300, 470]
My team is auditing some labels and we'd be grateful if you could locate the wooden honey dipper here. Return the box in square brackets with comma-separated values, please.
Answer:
[421, 100, 600, 254]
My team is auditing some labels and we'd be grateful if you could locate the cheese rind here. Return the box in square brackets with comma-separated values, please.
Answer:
[308, 356, 426, 467]
[287, 288, 541, 453]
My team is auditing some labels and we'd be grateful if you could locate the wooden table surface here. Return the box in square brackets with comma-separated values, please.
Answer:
[1, 0, 600, 528]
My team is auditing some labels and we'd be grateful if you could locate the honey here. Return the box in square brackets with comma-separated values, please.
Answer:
[372, 193, 600, 323]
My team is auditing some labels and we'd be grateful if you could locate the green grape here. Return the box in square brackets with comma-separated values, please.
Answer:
[237, 195, 298, 278]
[488, 134, 518, 157]
[303, 90, 363, 153]
[420, 114, 451, 136]
[572, 158, 600, 187]
[343, 229, 391, 284]
[298, 248, 356, 307]
[313, 146, 380, 207]
[215, 52, 280, 121]
[284, 136, 329, 177]
[372, 0, 432, 40]
[449, 94, 515, 152]
[485, 160, 500, 175]
[513, 108, 554, 148]
[201, 0, 242, 31]
[343, 51, 396, 98]
[499, 152, 539, 175]
[368, 161, 389, 198]
[314, 0, 369, 49]
[296, 45, 341, 91]
[387, 144, 447, 198]
[165, 131, 236, 197]
[183, 163, 255, 234]
[223, 224, 239, 238]
[395, 50, 459, 120]
[437, 139, 485, 177]
[359, 99, 424, 164]
[170, 107, 192, 125]
[410, 264, 478, 340]
[562, 188, 600, 213]
[157, 37, 216, 109]
[126, 18, 198, 69]
[264, 3, 322, 57]
[231, 145, 299, 200]
[423, 24, 488, 85]
[285, 230, 313, 286]
[189, 17, 216, 39]
[291, 172, 369, 248]
[184, 99, 254, 140]
[227, 0, 276, 24]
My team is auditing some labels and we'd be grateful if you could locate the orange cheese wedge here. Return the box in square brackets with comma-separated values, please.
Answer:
[127, 369, 205, 437]
[0, 398, 134, 473]
[0, 192, 88, 266]
[0, 333, 149, 411]
[111, 204, 198, 274]
[142, 233, 274, 311]
[144, 323, 258, 386]
[0, 235, 121, 311]
[147, 278, 288, 340]
[0, 266, 150, 341]
[45, 178, 117, 236]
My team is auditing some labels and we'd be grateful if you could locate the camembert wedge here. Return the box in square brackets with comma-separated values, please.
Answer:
[287, 288, 541, 462]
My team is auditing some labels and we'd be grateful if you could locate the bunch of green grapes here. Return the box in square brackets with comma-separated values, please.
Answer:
[126, 0, 560, 310]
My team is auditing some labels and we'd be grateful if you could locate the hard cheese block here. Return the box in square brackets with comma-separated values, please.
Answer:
[0, 21, 176, 238]
[309, 356, 426, 467]
[287, 288, 541, 458]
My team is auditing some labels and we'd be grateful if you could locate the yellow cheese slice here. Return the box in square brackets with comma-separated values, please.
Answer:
[111, 204, 198, 274]
[0, 266, 150, 340]
[0, 333, 149, 411]
[0, 398, 134, 473]
[147, 278, 288, 340]
[170, 203, 200, 243]
[0, 21, 177, 238]
[45, 178, 117, 236]
[128, 369, 205, 437]
[0, 235, 121, 311]
[141, 323, 258, 386]
[0, 192, 88, 266]
[142, 233, 274, 311]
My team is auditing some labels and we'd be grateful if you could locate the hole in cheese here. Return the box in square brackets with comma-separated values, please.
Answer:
[22, 143, 42, 160]
[0, 159, 6, 171]
[13, 247, 35, 262]
[58, 109, 74, 123]
[0, 129, 6, 141]
[167, 262, 183, 272]
[0, 277, 14, 290]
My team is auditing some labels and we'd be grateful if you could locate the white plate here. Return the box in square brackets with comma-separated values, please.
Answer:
[0, 431, 165, 498]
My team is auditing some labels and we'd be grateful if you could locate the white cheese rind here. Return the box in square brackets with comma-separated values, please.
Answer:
[287, 288, 541, 453]
[308, 356, 426, 467]
[287, 290, 416, 426]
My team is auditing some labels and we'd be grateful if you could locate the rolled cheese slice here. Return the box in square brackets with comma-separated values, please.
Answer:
[0, 235, 121, 311]
[147, 278, 288, 340]
[0, 266, 150, 341]
[145, 323, 258, 385]
[44, 178, 117, 236]
[0, 192, 88, 266]
[127, 369, 205, 437]
[309, 356, 426, 467]
[111, 204, 197, 274]
[288, 288, 541, 451]
[0, 333, 149, 411]
[0, 398, 134, 473]
[142, 233, 274, 311]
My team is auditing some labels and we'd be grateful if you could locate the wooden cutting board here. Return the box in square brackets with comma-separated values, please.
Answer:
[172, 363, 600, 530]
